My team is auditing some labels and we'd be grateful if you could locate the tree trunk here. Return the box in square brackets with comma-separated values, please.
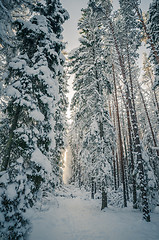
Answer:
[94, 182, 97, 194]
[119, 83, 137, 208]
[149, 72, 159, 115]
[78, 161, 81, 189]
[136, 80, 159, 156]
[113, 155, 117, 190]
[125, 42, 138, 208]
[109, 19, 150, 221]
[116, 152, 120, 189]
[1, 105, 21, 171]
[112, 100, 118, 190]
[101, 180, 107, 210]
[121, 108, 129, 201]
[91, 176, 95, 199]
[112, 63, 127, 207]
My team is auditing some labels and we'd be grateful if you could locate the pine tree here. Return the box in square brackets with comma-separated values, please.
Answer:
[112, 62, 127, 207]
[89, 0, 151, 221]
[147, 0, 159, 88]
[0, 0, 36, 70]
[0, 0, 69, 238]
[119, 0, 159, 87]
[69, 2, 114, 208]
[53, 71, 69, 184]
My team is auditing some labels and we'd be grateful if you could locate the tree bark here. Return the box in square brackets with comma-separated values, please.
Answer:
[125, 42, 138, 208]
[119, 82, 137, 208]
[136, 80, 159, 156]
[116, 152, 120, 189]
[1, 105, 21, 171]
[91, 176, 95, 199]
[112, 63, 127, 207]
[109, 19, 150, 221]
[112, 100, 118, 190]
[120, 107, 129, 201]
[101, 180, 107, 210]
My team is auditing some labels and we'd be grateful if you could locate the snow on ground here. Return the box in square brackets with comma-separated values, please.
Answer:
[29, 185, 159, 240]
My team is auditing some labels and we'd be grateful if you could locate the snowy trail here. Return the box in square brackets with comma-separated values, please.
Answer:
[29, 185, 159, 240]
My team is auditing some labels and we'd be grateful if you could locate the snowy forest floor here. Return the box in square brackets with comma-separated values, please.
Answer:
[29, 185, 159, 240]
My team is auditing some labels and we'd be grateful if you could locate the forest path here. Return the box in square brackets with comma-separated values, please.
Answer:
[29, 185, 159, 240]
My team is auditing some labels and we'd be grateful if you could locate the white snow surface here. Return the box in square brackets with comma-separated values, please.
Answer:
[6, 184, 17, 200]
[31, 148, 52, 173]
[29, 109, 45, 122]
[29, 185, 159, 240]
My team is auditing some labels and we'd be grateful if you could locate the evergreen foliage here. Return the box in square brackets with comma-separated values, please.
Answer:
[0, 0, 69, 238]
[147, 0, 159, 88]
[69, 2, 114, 205]
[68, 0, 159, 223]
[0, 0, 159, 237]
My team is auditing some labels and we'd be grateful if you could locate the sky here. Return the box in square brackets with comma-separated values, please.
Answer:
[61, 0, 87, 52]
[60, 0, 152, 117]
[61, 0, 152, 52]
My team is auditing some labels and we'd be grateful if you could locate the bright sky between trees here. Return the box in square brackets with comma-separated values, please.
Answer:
[60, 0, 152, 118]
[61, 0, 152, 52]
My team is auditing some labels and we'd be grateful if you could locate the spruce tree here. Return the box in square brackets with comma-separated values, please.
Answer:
[119, 0, 159, 87]
[147, 0, 159, 88]
[89, 0, 151, 221]
[69, 2, 114, 207]
[0, 0, 69, 238]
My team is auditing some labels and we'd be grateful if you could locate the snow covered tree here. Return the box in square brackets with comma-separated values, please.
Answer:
[69, 2, 114, 208]
[88, 0, 151, 221]
[147, 0, 159, 88]
[0, 0, 37, 81]
[0, 0, 36, 55]
[52, 71, 69, 184]
[0, 0, 69, 238]
[0, 1, 37, 167]
[119, 0, 159, 88]
[142, 53, 159, 115]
